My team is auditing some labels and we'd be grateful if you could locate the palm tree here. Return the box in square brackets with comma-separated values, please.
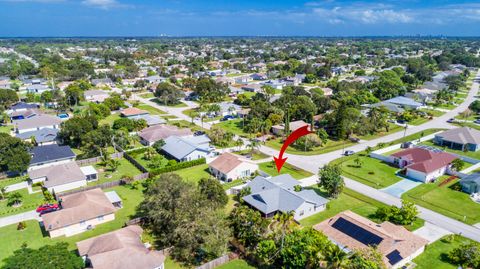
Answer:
[107, 159, 121, 172]
[325, 244, 349, 269]
[0, 187, 7, 201]
[247, 138, 260, 156]
[143, 147, 157, 160]
[273, 211, 295, 249]
[234, 138, 244, 151]
[7, 192, 23, 207]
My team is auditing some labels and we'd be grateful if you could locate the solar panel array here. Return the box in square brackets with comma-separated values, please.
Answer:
[331, 217, 384, 246]
[386, 250, 403, 265]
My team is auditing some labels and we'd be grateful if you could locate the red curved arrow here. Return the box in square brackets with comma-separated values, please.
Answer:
[273, 125, 312, 172]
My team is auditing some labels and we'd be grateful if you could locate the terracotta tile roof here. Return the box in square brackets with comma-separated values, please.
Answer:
[391, 148, 457, 173]
[120, 107, 148, 117]
[314, 211, 428, 268]
[209, 153, 244, 174]
[42, 188, 116, 231]
[76, 225, 165, 269]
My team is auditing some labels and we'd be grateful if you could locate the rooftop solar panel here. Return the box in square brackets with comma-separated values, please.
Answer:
[386, 250, 403, 265]
[331, 217, 383, 246]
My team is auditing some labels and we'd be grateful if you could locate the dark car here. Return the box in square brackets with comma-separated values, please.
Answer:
[447, 118, 455, 123]
[36, 204, 59, 214]
[221, 115, 234, 121]
[474, 119, 480, 124]
[194, 131, 205, 136]
[397, 119, 406, 124]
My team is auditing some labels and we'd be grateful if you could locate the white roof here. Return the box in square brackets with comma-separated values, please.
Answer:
[80, 165, 97, 176]
[105, 191, 122, 204]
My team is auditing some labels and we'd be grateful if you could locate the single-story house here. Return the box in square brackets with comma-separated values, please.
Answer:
[14, 114, 62, 134]
[208, 153, 258, 182]
[76, 225, 165, 269]
[8, 102, 39, 113]
[262, 80, 285, 90]
[389, 148, 457, 183]
[42, 188, 117, 238]
[28, 161, 93, 193]
[16, 128, 59, 146]
[384, 96, 423, 110]
[434, 127, 480, 152]
[234, 75, 252, 84]
[29, 144, 76, 170]
[272, 120, 311, 136]
[241, 84, 263, 93]
[138, 125, 192, 146]
[314, 211, 428, 269]
[84, 90, 110, 103]
[129, 114, 166, 127]
[145, 75, 166, 84]
[91, 78, 114, 87]
[120, 107, 149, 118]
[250, 73, 268, 80]
[161, 135, 213, 162]
[242, 174, 329, 220]
[26, 84, 51, 94]
[459, 173, 480, 194]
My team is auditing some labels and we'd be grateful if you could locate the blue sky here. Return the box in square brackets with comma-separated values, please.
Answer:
[0, 0, 479, 36]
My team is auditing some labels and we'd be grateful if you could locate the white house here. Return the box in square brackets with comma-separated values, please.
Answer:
[208, 153, 258, 182]
[84, 90, 110, 103]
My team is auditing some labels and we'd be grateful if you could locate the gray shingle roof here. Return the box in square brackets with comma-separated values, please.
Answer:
[16, 128, 58, 143]
[30, 144, 76, 166]
[161, 135, 211, 160]
[436, 127, 480, 145]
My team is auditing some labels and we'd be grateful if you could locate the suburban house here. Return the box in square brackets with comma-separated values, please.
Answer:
[14, 114, 62, 134]
[84, 90, 110, 103]
[241, 84, 263, 92]
[250, 73, 268, 80]
[389, 148, 457, 183]
[29, 144, 76, 170]
[145, 75, 166, 84]
[272, 120, 311, 136]
[91, 78, 114, 87]
[42, 188, 118, 238]
[208, 153, 258, 182]
[459, 173, 480, 194]
[138, 125, 192, 146]
[242, 174, 329, 220]
[315, 211, 428, 268]
[433, 127, 480, 152]
[383, 96, 423, 109]
[7, 102, 39, 113]
[76, 225, 165, 269]
[16, 128, 59, 146]
[234, 75, 252, 84]
[28, 161, 97, 193]
[161, 135, 213, 162]
[9, 109, 37, 121]
[262, 80, 285, 90]
[120, 107, 149, 118]
[128, 114, 166, 127]
[26, 84, 51, 94]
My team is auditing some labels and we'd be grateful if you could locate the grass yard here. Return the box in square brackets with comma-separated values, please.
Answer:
[420, 108, 446, 117]
[233, 149, 269, 161]
[99, 113, 121, 126]
[408, 117, 431, 126]
[0, 188, 45, 218]
[136, 104, 167, 115]
[258, 161, 313, 180]
[173, 164, 213, 185]
[265, 138, 355, 156]
[215, 119, 249, 137]
[217, 259, 257, 269]
[420, 139, 480, 160]
[170, 120, 208, 133]
[332, 154, 401, 189]
[0, 125, 12, 134]
[453, 121, 480, 131]
[0, 176, 27, 189]
[358, 123, 403, 140]
[139, 92, 155, 99]
[151, 98, 187, 108]
[0, 185, 144, 265]
[299, 188, 424, 231]
[402, 176, 480, 224]
[90, 158, 143, 185]
[414, 235, 474, 269]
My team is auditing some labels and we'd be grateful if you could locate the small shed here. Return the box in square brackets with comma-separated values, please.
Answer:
[105, 191, 123, 208]
[80, 166, 98, 181]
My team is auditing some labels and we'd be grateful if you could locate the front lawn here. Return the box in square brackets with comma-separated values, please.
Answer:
[299, 188, 424, 231]
[0, 188, 45, 218]
[332, 154, 401, 189]
[0, 125, 12, 134]
[258, 161, 313, 180]
[414, 235, 475, 269]
[0, 176, 27, 189]
[402, 176, 480, 224]
[151, 98, 187, 107]
[233, 149, 269, 160]
[170, 120, 208, 133]
[215, 119, 249, 137]
[136, 104, 167, 115]
[99, 113, 121, 126]
[0, 184, 144, 265]
[90, 158, 143, 185]
[420, 108, 446, 117]
[265, 138, 354, 156]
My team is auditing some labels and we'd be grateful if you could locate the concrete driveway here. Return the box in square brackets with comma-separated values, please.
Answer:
[381, 178, 421, 198]
[414, 222, 452, 243]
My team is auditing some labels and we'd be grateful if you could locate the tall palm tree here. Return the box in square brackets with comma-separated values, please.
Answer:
[325, 244, 349, 269]
[247, 138, 260, 156]
[273, 211, 295, 250]
[0, 187, 7, 201]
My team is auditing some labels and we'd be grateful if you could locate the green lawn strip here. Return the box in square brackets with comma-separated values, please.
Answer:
[408, 117, 431, 126]
[89, 158, 143, 185]
[331, 154, 402, 189]
[258, 161, 313, 180]
[150, 98, 187, 108]
[0, 188, 45, 218]
[0, 176, 27, 189]
[139, 92, 155, 99]
[233, 150, 269, 160]
[265, 138, 354, 156]
[414, 235, 475, 269]
[402, 176, 480, 225]
[454, 114, 478, 121]
[419, 108, 446, 117]
[419, 140, 480, 161]
[0, 184, 144, 265]
[215, 119, 249, 137]
[453, 122, 480, 131]
[136, 104, 167, 115]
[299, 188, 424, 231]
[217, 259, 257, 269]
[358, 123, 403, 140]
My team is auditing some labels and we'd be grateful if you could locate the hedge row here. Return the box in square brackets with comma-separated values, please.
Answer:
[150, 158, 206, 176]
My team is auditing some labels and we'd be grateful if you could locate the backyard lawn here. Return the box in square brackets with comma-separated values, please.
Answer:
[173, 164, 213, 184]
[0, 184, 144, 265]
[215, 119, 249, 137]
[258, 161, 313, 180]
[402, 176, 480, 225]
[99, 113, 121, 126]
[0, 188, 45, 218]
[90, 158, 143, 185]
[265, 138, 354, 156]
[414, 235, 474, 269]
[332, 155, 401, 189]
[217, 259, 257, 269]
[299, 188, 424, 231]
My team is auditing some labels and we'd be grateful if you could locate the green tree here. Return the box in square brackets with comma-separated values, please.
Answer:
[348, 246, 386, 269]
[318, 164, 345, 198]
[198, 177, 228, 208]
[154, 82, 184, 105]
[448, 242, 480, 268]
[0, 133, 32, 173]
[451, 158, 465, 172]
[7, 191, 22, 207]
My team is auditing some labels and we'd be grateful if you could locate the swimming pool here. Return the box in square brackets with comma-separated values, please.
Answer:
[58, 113, 69, 119]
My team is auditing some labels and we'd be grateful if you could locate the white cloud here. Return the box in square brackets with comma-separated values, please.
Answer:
[81, 0, 128, 9]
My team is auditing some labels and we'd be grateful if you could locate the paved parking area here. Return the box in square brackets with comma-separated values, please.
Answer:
[381, 178, 421, 198]
[414, 222, 452, 242]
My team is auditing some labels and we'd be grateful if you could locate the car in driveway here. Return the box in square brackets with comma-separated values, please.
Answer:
[447, 118, 455, 123]
[36, 204, 59, 215]
[344, 150, 355, 156]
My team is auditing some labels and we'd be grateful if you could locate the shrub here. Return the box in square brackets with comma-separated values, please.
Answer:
[149, 158, 206, 176]
[17, 221, 26, 230]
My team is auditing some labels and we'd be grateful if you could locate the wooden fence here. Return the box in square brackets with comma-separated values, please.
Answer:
[76, 152, 124, 166]
[195, 254, 230, 269]
[123, 152, 148, 173]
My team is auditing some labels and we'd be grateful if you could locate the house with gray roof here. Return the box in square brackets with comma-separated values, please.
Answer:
[29, 144, 76, 170]
[434, 127, 480, 152]
[242, 174, 329, 220]
[161, 135, 213, 162]
[459, 173, 480, 194]
[16, 128, 59, 146]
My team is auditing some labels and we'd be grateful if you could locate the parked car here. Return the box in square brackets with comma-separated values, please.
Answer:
[474, 119, 480, 124]
[344, 150, 355, 156]
[194, 131, 205, 136]
[447, 118, 455, 123]
[397, 119, 406, 124]
[36, 204, 59, 214]
[220, 115, 234, 121]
